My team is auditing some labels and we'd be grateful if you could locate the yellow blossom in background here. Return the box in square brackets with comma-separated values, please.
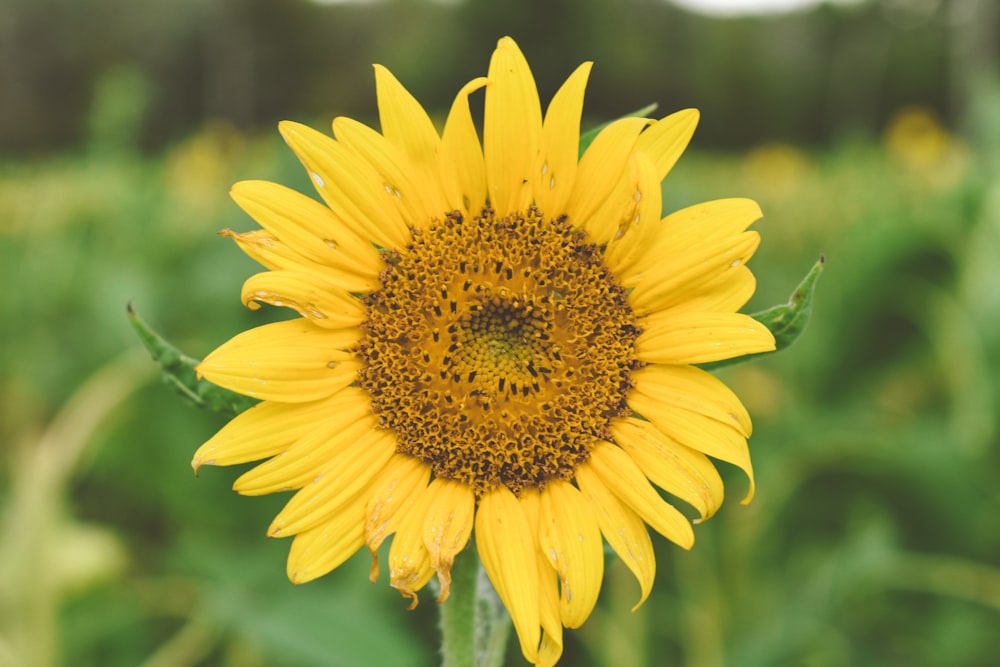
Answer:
[163, 121, 249, 230]
[742, 142, 814, 203]
[883, 106, 968, 189]
[192, 37, 774, 666]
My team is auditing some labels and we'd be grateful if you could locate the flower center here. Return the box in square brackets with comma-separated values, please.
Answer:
[357, 208, 640, 495]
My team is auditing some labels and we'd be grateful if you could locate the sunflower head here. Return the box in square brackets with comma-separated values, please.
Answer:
[193, 36, 775, 666]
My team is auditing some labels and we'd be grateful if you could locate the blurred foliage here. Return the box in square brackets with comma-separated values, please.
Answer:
[3, 1, 1000, 665]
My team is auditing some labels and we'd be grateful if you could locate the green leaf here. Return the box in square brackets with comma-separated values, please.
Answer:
[127, 304, 257, 416]
[579, 103, 659, 157]
[702, 255, 825, 371]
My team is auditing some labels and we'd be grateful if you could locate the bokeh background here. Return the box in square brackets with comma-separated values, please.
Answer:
[2, 0, 999, 665]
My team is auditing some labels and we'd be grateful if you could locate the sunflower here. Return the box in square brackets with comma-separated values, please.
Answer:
[193, 37, 775, 666]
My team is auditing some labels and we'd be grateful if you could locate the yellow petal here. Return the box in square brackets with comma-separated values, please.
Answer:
[518, 486, 542, 534]
[266, 428, 395, 536]
[635, 312, 776, 365]
[624, 198, 762, 287]
[192, 389, 364, 472]
[632, 363, 752, 436]
[230, 180, 381, 280]
[484, 37, 541, 218]
[629, 232, 761, 314]
[594, 153, 663, 276]
[635, 108, 700, 182]
[539, 480, 604, 628]
[611, 417, 725, 521]
[373, 64, 448, 214]
[222, 227, 378, 296]
[332, 115, 440, 228]
[440, 77, 488, 217]
[564, 116, 651, 234]
[516, 486, 563, 661]
[196, 320, 361, 402]
[534, 61, 592, 216]
[628, 390, 756, 503]
[233, 411, 377, 496]
[574, 463, 656, 610]
[536, 554, 564, 667]
[421, 478, 475, 602]
[241, 271, 365, 328]
[389, 484, 436, 609]
[651, 265, 757, 317]
[278, 121, 410, 249]
[365, 454, 432, 582]
[221, 228, 310, 273]
[286, 493, 366, 584]
[586, 441, 695, 549]
[476, 485, 540, 664]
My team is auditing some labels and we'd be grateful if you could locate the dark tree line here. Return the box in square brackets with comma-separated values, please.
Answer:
[0, 0, 989, 155]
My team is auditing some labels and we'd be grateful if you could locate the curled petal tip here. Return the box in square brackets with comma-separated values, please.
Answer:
[434, 569, 452, 603]
[368, 549, 380, 584]
[392, 585, 421, 611]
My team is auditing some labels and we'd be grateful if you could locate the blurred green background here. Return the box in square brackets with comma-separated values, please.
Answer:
[2, 0, 999, 665]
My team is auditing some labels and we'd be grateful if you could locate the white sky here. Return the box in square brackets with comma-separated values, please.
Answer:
[668, 0, 836, 16]
[312, 0, 852, 12]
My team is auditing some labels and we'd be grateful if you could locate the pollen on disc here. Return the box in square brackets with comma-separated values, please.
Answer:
[357, 208, 640, 495]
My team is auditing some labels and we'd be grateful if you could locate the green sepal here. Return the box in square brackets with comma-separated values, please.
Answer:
[579, 103, 659, 157]
[127, 304, 258, 416]
[701, 255, 825, 371]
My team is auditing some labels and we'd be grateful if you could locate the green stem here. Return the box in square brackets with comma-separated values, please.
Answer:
[440, 550, 479, 667]
[475, 561, 512, 667]
[439, 547, 511, 667]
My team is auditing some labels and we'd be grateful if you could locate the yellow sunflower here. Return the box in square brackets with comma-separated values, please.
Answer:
[193, 37, 775, 666]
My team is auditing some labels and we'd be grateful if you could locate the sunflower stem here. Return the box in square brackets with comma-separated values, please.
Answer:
[475, 559, 511, 667]
[440, 549, 479, 667]
[439, 547, 510, 667]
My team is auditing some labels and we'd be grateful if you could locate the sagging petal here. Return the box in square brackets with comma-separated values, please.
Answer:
[536, 554, 564, 667]
[476, 485, 541, 664]
[539, 480, 604, 628]
[196, 320, 362, 403]
[628, 390, 756, 503]
[635, 312, 776, 365]
[586, 441, 695, 550]
[632, 364, 752, 436]
[389, 484, 436, 609]
[516, 487, 562, 660]
[612, 417, 725, 522]
[574, 463, 656, 611]
[484, 37, 542, 218]
[365, 454, 432, 582]
[420, 478, 475, 602]
[534, 61, 592, 217]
